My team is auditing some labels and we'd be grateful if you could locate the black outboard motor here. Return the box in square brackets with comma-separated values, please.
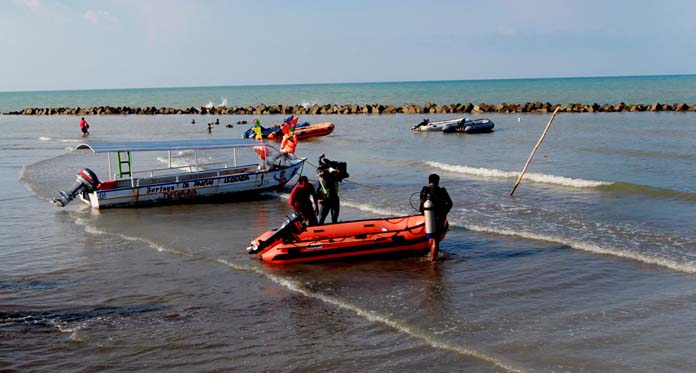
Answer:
[51, 168, 100, 207]
[246, 212, 305, 254]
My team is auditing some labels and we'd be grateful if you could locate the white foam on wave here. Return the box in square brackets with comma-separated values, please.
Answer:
[173, 149, 195, 157]
[301, 101, 318, 109]
[343, 199, 696, 274]
[74, 217, 108, 235]
[73, 214, 196, 257]
[215, 258, 521, 372]
[464, 223, 696, 274]
[341, 199, 464, 228]
[39, 136, 52, 141]
[426, 161, 613, 188]
[341, 200, 404, 217]
[155, 155, 214, 171]
[204, 98, 228, 109]
[60, 139, 80, 143]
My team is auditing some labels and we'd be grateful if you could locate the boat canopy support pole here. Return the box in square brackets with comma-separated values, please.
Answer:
[107, 153, 112, 180]
[233, 149, 237, 167]
[168, 150, 172, 169]
[194, 150, 198, 172]
[116, 151, 133, 187]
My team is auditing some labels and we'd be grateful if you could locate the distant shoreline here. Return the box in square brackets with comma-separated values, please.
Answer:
[3, 102, 696, 115]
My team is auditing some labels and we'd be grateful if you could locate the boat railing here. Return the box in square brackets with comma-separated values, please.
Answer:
[111, 161, 260, 187]
[114, 161, 227, 180]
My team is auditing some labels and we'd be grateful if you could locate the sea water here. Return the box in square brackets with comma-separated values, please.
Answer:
[1, 84, 696, 371]
[2, 75, 696, 113]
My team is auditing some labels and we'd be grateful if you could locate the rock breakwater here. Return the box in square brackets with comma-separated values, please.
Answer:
[4, 102, 696, 116]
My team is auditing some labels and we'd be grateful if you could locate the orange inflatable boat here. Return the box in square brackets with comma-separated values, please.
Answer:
[268, 122, 335, 141]
[294, 122, 334, 140]
[247, 213, 447, 264]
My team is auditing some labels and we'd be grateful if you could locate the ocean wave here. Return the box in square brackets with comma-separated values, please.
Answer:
[341, 200, 404, 217]
[173, 149, 195, 157]
[38, 136, 80, 143]
[69, 207, 519, 371]
[342, 199, 696, 274]
[215, 259, 521, 372]
[425, 160, 696, 201]
[463, 223, 696, 274]
[598, 182, 696, 202]
[426, 161, 612, 188]
[204, 98, 229, 109]
[155, 155, 214, 171]
[301, 101, 318, 109]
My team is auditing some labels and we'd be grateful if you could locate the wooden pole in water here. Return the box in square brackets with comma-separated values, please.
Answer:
[510, 106, 561, 196]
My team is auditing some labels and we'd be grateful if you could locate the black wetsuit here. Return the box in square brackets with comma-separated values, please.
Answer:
[317, 175, 340, 224]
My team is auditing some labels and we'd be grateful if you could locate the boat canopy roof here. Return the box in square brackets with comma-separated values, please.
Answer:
[76, 139, 267, 153]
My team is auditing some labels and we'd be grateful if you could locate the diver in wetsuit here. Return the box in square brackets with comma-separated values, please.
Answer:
[419, 173, 453, 260]
[317, 170, 340, 224]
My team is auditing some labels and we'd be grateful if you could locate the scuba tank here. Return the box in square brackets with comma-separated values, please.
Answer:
[423, 198, 436, 238]
[51, 168, 100, 207]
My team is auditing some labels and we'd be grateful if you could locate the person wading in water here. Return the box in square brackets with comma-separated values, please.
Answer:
[419, 173, 452, 261]
[288, 176, 319, 226]
[79, 117, 90, 137]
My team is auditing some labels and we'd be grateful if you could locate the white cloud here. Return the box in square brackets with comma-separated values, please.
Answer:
[83, 9, 112, 24]
[20, 0, 41, 11]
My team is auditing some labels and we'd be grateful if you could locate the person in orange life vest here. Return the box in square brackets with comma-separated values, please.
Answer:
[253, 136, 271, 170]
[288, 176, 318, 226]
[79, 117, 90, 136]
[280, 126, 298, 157]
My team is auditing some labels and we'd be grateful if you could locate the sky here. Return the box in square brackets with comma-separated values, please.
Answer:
[1, 0, 695, 92]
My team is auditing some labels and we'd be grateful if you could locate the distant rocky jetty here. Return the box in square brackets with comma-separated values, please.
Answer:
[3, 102, 696, 115]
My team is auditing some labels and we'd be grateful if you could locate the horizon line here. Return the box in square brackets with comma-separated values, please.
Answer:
[2, 73, 695, 95]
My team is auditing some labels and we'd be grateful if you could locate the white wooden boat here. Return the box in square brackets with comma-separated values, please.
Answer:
[51, 139, 305, 209]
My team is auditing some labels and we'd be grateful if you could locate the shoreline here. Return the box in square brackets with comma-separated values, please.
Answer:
[3, 101, 696, 115]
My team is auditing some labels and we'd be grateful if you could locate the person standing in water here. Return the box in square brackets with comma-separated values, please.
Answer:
[419, 173, 452, 261]
[288, 176, 319, 226]
[79, 117, 90, 137]
[317, 169, 340, 224]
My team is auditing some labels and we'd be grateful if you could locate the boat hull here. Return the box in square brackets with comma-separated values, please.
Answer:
[293, 122, 334, 140]
[411, 118, 466, 132]
[82, 161, 303, 209]
[250, 214, 446, 264]
[442, 118, 495, 133]
[268, 122, 335, 141]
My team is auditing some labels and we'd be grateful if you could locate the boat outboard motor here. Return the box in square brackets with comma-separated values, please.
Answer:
[423, 198, 436, 238]
[51, 168, 100, 207]
[247, 212, 305, 254]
